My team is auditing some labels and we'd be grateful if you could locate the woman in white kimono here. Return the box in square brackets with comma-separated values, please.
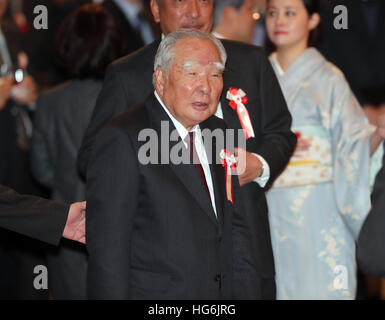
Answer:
[265, 0, 385, 299]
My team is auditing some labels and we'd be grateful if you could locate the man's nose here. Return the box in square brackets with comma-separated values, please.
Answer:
[186, 0, 200, 19]
[198, 74, 211, 94]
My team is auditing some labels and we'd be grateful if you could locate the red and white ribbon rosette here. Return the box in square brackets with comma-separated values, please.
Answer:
[220, 149, 237, 204]
[226, 88, 255, 140]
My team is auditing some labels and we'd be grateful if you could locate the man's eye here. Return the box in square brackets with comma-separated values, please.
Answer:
[188, 72, 197, 76]
[267, 10, 277, 18]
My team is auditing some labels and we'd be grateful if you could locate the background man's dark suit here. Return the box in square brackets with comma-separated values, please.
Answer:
[0, 18, 36, 193]
[30, 79, 101, 300]
[102, 0, 153, 56]
[79, 39, 296, 298]
[357, 149, 385, 277]
[0, 184, 68, 246]
[318, 0, 385, 105]
[86, 94, 258, 299]
[0, 18, 49, 300]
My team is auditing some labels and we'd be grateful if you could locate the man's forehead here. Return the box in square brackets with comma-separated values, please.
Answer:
[174, 38, 219, 56]
[171, 38, 222, 68]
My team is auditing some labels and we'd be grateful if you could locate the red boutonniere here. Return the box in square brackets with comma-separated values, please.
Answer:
[220, 149, 237, 204]
[226, 88, 255, 140]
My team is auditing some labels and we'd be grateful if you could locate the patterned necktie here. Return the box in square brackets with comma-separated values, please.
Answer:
[187, 132, 211, 200]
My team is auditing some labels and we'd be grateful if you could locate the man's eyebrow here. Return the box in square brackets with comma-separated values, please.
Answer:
[182, 61, 197, 69]
[212, 62, 225, 71]
[181, 61, 224, 71]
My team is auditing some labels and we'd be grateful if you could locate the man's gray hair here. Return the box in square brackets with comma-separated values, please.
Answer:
[213, 0, 245, 28]
[153, 29, 227, 87]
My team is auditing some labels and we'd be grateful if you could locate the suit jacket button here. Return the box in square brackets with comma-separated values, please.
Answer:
[214, 274, 221, 282]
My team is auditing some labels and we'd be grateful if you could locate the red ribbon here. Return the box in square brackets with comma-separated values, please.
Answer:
[220, 149, 236, 204]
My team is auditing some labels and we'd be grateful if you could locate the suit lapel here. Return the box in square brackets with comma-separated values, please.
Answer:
[220, 43, 244, 131]
[221, 79, 240, 130]
[145, 95, 218, 225]
[200, 118, 228, 231]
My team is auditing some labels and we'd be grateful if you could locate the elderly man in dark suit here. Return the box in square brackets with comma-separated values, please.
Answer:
[80, 0, 297, 299]
[86, 29, 258, 300]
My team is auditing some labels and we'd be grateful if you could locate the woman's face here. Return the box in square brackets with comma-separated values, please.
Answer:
[265, 0, 318, 50]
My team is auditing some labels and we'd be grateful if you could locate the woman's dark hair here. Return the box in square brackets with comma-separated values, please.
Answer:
[55, 4, 125, 79]
[302, 0, 322, 47]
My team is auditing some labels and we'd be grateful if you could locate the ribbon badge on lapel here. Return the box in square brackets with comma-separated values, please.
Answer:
[226, 88, 255, 140]
[220, 149, 237, 205]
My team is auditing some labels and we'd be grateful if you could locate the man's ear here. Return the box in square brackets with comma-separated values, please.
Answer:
[150, 0, 160, 23]
[154, 67, 166, 96]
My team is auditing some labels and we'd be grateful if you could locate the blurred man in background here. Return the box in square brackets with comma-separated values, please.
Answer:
[212, 0, 257, 43]
[0, 0, 49, 299]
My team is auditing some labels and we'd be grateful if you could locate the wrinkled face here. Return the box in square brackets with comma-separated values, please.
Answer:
[0, 0, 8, 18]
[155, 38, 223, 130]
[265, 0, 318, 50]
[150, 0, 213, 35]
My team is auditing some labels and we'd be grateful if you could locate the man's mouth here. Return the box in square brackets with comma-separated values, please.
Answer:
[192, 102, 209, 110]
[182, 24, 203, 30]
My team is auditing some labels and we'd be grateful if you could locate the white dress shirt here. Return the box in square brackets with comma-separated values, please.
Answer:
[155, 91, 217, 217]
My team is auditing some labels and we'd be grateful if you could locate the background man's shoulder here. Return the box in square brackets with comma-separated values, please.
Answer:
[109, 40, 161, 73]
[106, 101, 149, 134]
[221, 39, 266, 59]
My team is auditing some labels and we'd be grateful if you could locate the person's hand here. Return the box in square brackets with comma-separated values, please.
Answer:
[63, 201, 86, 244]
[11, 75, 38, 105]
[0, 76, 13, 110]
[234, 147, 263, 186]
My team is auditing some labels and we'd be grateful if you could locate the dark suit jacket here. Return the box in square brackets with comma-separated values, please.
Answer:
[0, 19, 27, 192]
[79, 39, 296, 281]
[0, 18, 44, 194]
[1, 19, 22, 67]
[357, 150, 385, 277]
[31, 79, 102, 203]
[318, 0, 385, 104]
[102, 0, 145, 56]
[86, 94, 258, 299]
[0, 184, 68, 245]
